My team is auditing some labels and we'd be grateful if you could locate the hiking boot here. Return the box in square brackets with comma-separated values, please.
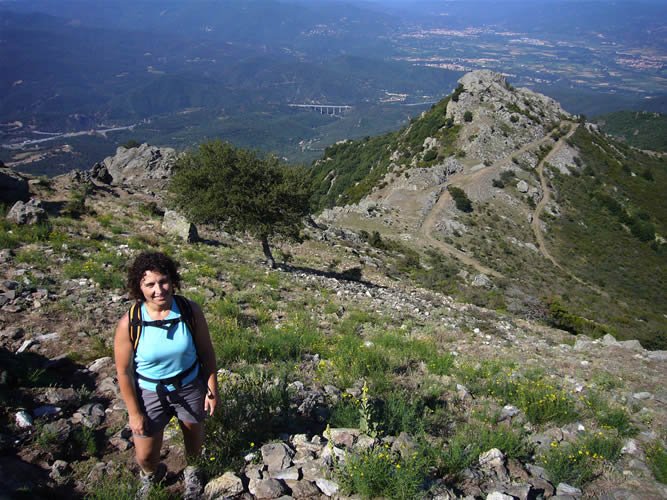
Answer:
[183, 465, 203, 500]
[136, 462, 167, 499]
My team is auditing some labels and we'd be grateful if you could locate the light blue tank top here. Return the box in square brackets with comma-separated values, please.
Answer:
[134, 300, 199, 392]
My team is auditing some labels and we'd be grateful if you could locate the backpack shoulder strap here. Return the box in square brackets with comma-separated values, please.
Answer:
[128, 301, 143, 351]
[174, 294, 197, 336]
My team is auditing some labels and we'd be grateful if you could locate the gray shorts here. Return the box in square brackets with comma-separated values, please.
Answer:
[136, 378, 206, 436]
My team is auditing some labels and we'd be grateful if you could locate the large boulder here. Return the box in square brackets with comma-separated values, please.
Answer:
[162, 210, 198, 243]
[6, 198, 47, 225]
[102, 143, 178, 188]
[0, 167, 30, 205]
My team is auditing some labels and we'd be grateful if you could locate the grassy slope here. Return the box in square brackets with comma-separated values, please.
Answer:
[547, 127, 667, 348]
[312, 100, 667, 348]
[596, 111, 667, 152]
[2, 179, 666, 497]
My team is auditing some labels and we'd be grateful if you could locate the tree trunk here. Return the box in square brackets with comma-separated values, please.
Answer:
[261, 235, 276, 269]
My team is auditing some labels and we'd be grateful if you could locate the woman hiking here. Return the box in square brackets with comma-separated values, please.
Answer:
[114, 251, 219, 498]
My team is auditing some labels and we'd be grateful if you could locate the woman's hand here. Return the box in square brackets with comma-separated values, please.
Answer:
[204, 385, 220, 417]
[129, 412, 148, 436]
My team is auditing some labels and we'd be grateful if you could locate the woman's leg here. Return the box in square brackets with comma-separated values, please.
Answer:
[134, 431, 164, 473]
[179, 420, 205, 459]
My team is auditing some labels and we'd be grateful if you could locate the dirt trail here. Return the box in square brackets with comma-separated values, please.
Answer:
[419, 130, 559, 278]
[530, 125, 608, 296]
[530, 126, 575, 269]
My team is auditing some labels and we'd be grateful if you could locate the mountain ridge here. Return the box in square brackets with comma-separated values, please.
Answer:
[313, 70, 666, 349]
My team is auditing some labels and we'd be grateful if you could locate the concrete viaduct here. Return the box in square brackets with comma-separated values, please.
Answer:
[289, 104, 353, 116]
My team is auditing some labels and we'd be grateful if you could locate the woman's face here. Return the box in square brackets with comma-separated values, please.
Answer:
[139, 270, 172, 307]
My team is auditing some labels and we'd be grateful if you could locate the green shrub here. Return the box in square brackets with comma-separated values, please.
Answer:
[451, 84, 464, 102]
[0, 220, 52, 249]
[647, 443, 667, 483]
[423, 149, 438, 163]
[463, 111, 473, 122]
[200, 371, 289, 475]
[438, 422, 531, 475]
[541, 432, 623, 488]
[448, 185, 472, 213]
[540, 441, 596, 487]
[585, 392, 636, 437]
[547, 298, 611, 338]
[337, 444, 428, 500]
[329, 397, 361, 428]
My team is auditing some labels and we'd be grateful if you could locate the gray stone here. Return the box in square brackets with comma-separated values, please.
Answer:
[602, 334, 618, 345]
[516, 180, 529, 193]
[647, 350, 667, 361]
[487, 493, 514, 500]
[471, 274, 492, 288]
[528, 477, 555, 497]
[292, 448, 315, 464]
[15, 410, 33, 428]
[391, 432, 417, 458]
[6, 198, 47, 225]
[109, 429, 133, 451]
[43, 419, 72, 441]
[261, 442, 294, 471]
[328, 427, 359, 448]
[353, 435, 377, 451]
[49, 460, 70, 483]
[299, 459, 326, 481]
[320, 443, 346, 466]
[504, 484, 531, 500]
[632, 392, 653, 401]
[204, 471, 244, 499]
[87, 356, 113, 373]
[556, 483, 582, 497]
[72, 403, 106, 427]
[617, 339, 643, 351]
[499, 405, 520, 421]
[269, 466, 300, 481]
[314, 478, 339, 497]
[479, 448, 505, 469]
[98, 376, 120, 396]
[184, 465, 204, 500]
[90, 162, 113, 184]
[621, 438, 641, 456]
[43, 387, 78, 405]
[244, 464, 264, 480]
[573, 338, 595, 351]
[163, 209, 199, 243]
[285, 479, 321, 499]
[248, 478, 286, 499]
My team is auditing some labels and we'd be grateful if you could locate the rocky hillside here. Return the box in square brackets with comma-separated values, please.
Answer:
[1, 154, 667, 499]
[313, 70, 667, 351]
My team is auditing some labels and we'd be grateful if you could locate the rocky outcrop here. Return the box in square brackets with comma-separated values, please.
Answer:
[0, 167, 30, 205]
[100, 143, 178, 188]
[446, 70, 571, 163]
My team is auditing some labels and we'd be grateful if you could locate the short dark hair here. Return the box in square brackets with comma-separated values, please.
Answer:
[127, 252, 181, 301]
